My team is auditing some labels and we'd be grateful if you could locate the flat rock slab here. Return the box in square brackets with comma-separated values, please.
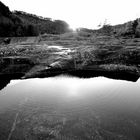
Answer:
[0, 38, 140, 82]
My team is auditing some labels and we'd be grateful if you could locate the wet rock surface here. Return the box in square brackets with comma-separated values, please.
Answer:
[0, 36, 140, 84]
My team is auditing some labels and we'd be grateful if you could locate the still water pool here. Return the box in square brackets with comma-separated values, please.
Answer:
[0, 76, 140, 140]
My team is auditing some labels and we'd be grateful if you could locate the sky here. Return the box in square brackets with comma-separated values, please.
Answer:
[1, 0, 140, 30]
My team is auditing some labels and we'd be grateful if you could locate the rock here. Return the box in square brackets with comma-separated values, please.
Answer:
[3, 38, 11, 44]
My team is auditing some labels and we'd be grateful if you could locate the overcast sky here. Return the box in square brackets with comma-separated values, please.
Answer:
[1, 0, 140, 29]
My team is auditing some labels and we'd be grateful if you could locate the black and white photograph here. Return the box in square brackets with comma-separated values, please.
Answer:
[0, 0, 140, 139]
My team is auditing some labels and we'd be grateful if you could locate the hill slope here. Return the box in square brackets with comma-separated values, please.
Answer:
[0, 1, 70, 37]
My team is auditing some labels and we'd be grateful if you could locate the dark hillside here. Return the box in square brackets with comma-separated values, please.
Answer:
[0, 1, 70, 37]
[0, 1, 38, 37]
[14, 11, 70, 34]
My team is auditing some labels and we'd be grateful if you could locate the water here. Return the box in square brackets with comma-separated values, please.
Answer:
[0, 76, 140, 140]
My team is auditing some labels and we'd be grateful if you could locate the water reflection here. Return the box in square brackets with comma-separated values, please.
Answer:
[0, 76, 140, 140]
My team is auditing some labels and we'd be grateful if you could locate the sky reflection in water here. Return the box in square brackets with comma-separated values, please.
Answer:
[0, 76, 140, 140]
[0, 76, 140, 112]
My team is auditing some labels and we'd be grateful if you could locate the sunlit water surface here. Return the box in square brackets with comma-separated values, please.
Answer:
[0, 76, 140, 140]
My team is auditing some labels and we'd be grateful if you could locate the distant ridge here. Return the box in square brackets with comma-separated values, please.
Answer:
[0, 1, 70, 37]
[78, 18, 140, 38]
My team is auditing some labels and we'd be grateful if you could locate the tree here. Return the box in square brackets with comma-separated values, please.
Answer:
[0, 1, 11, 17]
[101, 24, 113, 35]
